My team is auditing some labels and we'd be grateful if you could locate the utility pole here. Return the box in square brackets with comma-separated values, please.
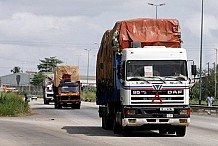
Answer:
[84, 49, 91, 86]
[215, 48, 217, 99]
[199, 0, 204, 105]
[207, 62, 209, 76]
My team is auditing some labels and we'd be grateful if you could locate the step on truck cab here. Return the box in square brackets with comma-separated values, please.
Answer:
[96, 18, 193, 137]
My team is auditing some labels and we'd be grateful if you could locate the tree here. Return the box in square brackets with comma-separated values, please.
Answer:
[30, 72, 45, 86]
[37, 56, 63, 72]
[11, 66, 22, 73]
[190, 67, 216, 101]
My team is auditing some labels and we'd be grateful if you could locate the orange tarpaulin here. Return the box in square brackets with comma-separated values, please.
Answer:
[115, 18, 181, 50]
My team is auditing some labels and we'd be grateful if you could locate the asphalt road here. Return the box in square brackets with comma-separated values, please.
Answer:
[0, 99, 218, 146]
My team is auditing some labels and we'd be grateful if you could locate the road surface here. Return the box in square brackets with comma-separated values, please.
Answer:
[0, 99, 218, 146]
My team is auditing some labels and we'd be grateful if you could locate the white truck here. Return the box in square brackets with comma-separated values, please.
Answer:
[43, 74, 54, 104]
[96, 18, 191, 137]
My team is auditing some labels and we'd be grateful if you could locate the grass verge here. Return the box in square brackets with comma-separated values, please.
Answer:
[81, 91, 96, 102]
[0, 92, 31, 116]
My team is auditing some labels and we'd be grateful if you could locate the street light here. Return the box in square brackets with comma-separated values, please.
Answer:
[84, 49, 91, 86]
[148, 3, 165, 19]
[76, 55, 81, 68]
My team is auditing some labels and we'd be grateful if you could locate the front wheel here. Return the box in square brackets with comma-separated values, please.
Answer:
[54, 101, 58, 109]
[122, 127, 132, 137]
[113, 112, 122, 134]
[54, 102, 62, 109]
[159, 128, 167, 135]
[175, 126, 186, 137]
[101, 107, 112, 130]
[72, 103, 81, 109]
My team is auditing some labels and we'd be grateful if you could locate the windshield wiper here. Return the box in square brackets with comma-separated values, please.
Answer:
[144, 76, 166, 83]
[164, 76, 186, 83]
[128, 77, 150, 83]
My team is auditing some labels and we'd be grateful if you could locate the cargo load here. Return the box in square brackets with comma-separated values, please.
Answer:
[54, 65, 80, 87]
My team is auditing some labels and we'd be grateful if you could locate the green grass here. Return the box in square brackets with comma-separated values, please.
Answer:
[0, 92, 31, 116]
[81, 91, 96, 102]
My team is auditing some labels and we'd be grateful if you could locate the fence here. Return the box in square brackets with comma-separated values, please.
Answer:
[190, 105, 218, 114]
[5, 85, 43, 96]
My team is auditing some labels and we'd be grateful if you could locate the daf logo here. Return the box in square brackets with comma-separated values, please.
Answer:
[167, 90, 183, 95]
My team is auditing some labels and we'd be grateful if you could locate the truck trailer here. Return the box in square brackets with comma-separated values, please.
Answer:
[96, 18, 191, 136]
[53, 65, 81, 109]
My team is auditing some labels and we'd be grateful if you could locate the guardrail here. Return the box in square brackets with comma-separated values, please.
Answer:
[190, 105, 218, 114]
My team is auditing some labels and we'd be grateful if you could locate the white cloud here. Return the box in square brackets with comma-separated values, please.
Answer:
[1, 0, 218, 76]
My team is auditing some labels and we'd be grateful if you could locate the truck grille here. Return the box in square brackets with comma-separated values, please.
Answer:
[131, 96, 184, 104]
[129, 85, 188, 105]
[47, 94, 53, 97]
[60, 96, 80, 100]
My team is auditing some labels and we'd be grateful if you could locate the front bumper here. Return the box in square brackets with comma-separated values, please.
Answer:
[122, 105, 190, 127]
[122, 117, 190, 127]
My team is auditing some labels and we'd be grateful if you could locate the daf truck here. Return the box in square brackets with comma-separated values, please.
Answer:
[96, 18, 191, 137]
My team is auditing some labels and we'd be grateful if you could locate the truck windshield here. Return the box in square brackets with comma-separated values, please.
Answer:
[126, 60, 187, 80]
[60, 86, 78, 93]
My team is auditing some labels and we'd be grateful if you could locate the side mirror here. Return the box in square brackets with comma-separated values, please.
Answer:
[191, 65, 197, 76]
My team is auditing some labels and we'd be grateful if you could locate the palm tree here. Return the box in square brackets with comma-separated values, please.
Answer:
[11, 66, 22, 73]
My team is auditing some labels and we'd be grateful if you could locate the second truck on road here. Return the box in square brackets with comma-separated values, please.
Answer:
[53, 65, 81, 109]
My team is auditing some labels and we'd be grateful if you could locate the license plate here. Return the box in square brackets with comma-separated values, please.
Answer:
[167, 114, 173, 118]
[160, 107, 174, 111]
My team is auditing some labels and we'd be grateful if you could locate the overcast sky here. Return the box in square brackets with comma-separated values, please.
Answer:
[0, 0, 218, 77]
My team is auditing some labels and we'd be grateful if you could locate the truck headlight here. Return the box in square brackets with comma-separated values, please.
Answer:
[124, 109, 136, 115]
[179, 108, 190, 115]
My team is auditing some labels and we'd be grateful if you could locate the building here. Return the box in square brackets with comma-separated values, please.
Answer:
[80, 75, 96, 87]
[0, 73, 96, 94]
[0, 72, 34, 86]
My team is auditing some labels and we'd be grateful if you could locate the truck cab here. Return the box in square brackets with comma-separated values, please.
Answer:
[98, 47, 190, 137]
[43, 83, 54, 104]
[117, 47, 190, 136]
[54, 79, 81, 109]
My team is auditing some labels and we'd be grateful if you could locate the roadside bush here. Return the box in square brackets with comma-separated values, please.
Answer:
[0, 92, 31, 116]
[81, 91, 96, 102]
[81, 86, 96, 102]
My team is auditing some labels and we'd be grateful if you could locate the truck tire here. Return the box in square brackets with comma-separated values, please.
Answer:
[175, 126, 186, 137]
[58, 104, 62, 109]
[102, 107, 113, 130]
[159, 128, 167, 135]
[122, 127, 132, 137]
[54, 102, 62, 109]
[72, 103, 81, 109]
[54, 102, 58, 109]
[113, 112, 122, 134]
[44, 100, 49, 105]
